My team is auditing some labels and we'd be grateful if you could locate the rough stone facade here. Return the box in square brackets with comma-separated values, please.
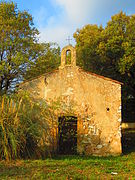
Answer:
[20, 45, 122, 156]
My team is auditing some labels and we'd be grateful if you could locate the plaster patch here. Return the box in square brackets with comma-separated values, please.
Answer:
[44, 88, 51, 99]
[97, 145, 103, 149]
[62, 87, 74, 96]
[118, 105, 121, 113]
[118, 118, 121, 122]
[67, 72, 74, 78]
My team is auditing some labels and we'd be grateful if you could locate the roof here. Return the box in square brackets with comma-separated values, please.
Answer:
[19, 69, 59, 86]
[78, 68, 123, 85]
[20, 66, 123, 86]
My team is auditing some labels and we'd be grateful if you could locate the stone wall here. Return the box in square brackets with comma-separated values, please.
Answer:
[20, 45, 122, 156]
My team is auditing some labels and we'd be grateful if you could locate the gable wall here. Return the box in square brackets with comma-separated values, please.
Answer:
[20, 66, 122, 156]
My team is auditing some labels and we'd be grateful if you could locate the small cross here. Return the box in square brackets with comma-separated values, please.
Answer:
[66, 36, 72, 45]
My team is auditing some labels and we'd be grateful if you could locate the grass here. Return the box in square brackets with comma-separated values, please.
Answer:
[0, 130, 134, 179]
[0, 153, 135, 179]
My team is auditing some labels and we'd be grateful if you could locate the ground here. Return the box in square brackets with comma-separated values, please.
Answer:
[0, 130, 135, 179]
[0, 154, 135, 179]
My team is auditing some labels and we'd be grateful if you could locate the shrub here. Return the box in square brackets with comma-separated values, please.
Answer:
[0, 91, 56, 160]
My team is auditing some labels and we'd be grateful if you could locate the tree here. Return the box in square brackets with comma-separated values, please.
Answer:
[74, 24, 103, 72]
[0, 1, 39, 93]
[97, 12, 135, 100]
[24, 42, 60, 80]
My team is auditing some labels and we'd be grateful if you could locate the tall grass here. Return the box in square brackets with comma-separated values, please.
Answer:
[0, 92, 56, 161]
[0, 96, 21, 160]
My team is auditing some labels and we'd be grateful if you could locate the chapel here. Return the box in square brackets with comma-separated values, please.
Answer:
[20, 45, 122, 156]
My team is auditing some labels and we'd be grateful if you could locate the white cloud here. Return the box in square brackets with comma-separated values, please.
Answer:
[36, 0, 129, 48]
[37, 0, 94, 48]
[39, 25, 74, 47]
[53, 0, 94, 25]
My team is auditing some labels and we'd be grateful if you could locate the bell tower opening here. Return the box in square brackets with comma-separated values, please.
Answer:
[60, 45, 76, 68]
[66, 50, 71, 65]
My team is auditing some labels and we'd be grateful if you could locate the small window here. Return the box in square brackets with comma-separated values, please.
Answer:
[66, 50, 71, 65]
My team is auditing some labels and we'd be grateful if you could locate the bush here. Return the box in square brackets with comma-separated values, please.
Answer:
[0, 91, 56, 161]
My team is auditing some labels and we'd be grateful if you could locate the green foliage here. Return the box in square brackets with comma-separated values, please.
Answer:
[74, 24, 103, 72]
[0, 1, 61, 93]
[0, 1, 39, 93]
[97, 12, 131, 73]
[0, 96, 21, 160]
[0, 91, 58, 160]
[24, 43, 60, 80]
[74, 11, 135, 78]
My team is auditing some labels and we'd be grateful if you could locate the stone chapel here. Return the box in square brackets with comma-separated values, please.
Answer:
[20, 45, 122, 156]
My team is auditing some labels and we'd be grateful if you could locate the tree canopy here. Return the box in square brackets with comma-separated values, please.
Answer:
[0, 1, 60, 93]
[74, 12, 135, 75]
[24, 42, 60, 80]
[0, 1, 40, 93]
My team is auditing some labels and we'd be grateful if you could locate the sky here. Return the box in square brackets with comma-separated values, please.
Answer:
[7, 0, 135, 47]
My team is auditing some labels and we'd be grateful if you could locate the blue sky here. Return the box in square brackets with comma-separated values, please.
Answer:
[8, 0, 135, 47]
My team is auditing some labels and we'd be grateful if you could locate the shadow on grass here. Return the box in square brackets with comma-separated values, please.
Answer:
[51, 154, 122, 161]
[121, 129, 135, 154]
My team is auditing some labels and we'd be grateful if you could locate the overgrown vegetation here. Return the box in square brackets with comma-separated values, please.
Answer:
[0, 92, 58, 160]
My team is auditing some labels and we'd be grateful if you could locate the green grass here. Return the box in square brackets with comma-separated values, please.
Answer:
[0, 153, 135, 179]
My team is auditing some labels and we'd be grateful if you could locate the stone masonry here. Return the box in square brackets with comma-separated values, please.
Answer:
[20, 45, 122, 156]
